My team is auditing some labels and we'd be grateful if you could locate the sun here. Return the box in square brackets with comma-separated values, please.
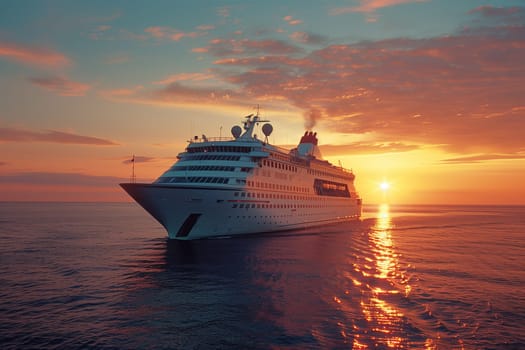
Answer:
[380, 181, 390, 191]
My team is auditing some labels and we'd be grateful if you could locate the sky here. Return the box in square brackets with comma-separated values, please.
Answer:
[1, 0, 524, 204]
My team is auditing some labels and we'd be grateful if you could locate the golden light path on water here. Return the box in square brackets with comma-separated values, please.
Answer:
[351, 204, 437, 349]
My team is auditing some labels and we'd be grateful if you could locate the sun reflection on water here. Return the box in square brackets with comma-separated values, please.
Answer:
[355, 203, 411, 348]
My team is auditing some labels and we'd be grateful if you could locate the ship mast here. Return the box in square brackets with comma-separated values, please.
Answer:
[240, 106, 269, 140]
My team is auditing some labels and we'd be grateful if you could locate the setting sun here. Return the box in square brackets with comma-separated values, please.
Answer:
[380, 181, 390, 191]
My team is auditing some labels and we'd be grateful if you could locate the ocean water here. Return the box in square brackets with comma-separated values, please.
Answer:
[0, 202, 524, 349]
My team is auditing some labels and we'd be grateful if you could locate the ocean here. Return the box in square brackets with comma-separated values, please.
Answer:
[0, 202, 523, 349]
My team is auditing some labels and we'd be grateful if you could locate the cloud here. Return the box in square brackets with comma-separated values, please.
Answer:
[0, 41, 70, 67]
[195, 38, 302, 57]
[469, 5, 523, 18]
[144, 25, 210, 41]
[197, 25, 215, 31]
[331, 0, 428, 14]
[0, 172, 128, 187]
[101, 85, 144, 98]
[29, 76, 91, 96]
[289, 32, 327, 45]
[192, 47, 209, 53]
[0, 127, 119, 145]
[89, 24, 112, 40]
[0, 161, 6, 166]
[468, 5, 525, 26]
[104, 6, 525, 155]
[152, 72, 215, 85]
[283, 15, 303, 26]
[441, 153, 525, 164]
[320, 142, 420, 156]
[199, 39, 303, 57]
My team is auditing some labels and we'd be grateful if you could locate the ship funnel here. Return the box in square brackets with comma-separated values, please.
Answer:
[297, 131, 322, 158]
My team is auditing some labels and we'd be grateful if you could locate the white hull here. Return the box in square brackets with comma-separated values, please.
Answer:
[121, 183, 361, 240]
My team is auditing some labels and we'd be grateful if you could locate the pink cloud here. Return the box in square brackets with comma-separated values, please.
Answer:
[192, 47, 209, 53]
[0, 41, 70, 67]
[331, 0, 428, 14]
[144, 26, 208, 41]
[469, 6, 522, 17]
[29, 76, 91, 96]
[283, 15, 303, 25]
[0, 127, 118, 145]
[468, 5, 525, 26]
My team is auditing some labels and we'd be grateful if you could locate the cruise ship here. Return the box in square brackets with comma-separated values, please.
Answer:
[121, 113, 362, 239]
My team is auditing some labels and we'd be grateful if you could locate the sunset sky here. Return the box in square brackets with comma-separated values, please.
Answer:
[1, 0, 524, 204]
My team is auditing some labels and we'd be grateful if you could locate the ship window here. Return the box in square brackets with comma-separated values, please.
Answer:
[234, 192, 239, 196]
[232, 204, 238, 208]
[241, 192, 246, 197]
[251, 204, 256, 208]
[240, 204, 244, 208]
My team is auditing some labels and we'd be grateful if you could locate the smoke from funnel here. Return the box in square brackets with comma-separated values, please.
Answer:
[304, 108, 321, 130]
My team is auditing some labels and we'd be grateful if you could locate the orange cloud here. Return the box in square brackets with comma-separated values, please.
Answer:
[441, 153, 525, 164]
[331, 0, 428, 14]
[320, 142, 420, 156]
[29, 76, 91, 96]
[152, 72, 215, 85]
[0, 41, 70, 67]
[0, 127, 118, 145]
[192, 47, 209, 53]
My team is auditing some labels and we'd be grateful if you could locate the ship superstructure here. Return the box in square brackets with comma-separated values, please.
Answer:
[121, 113, 362, 239]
